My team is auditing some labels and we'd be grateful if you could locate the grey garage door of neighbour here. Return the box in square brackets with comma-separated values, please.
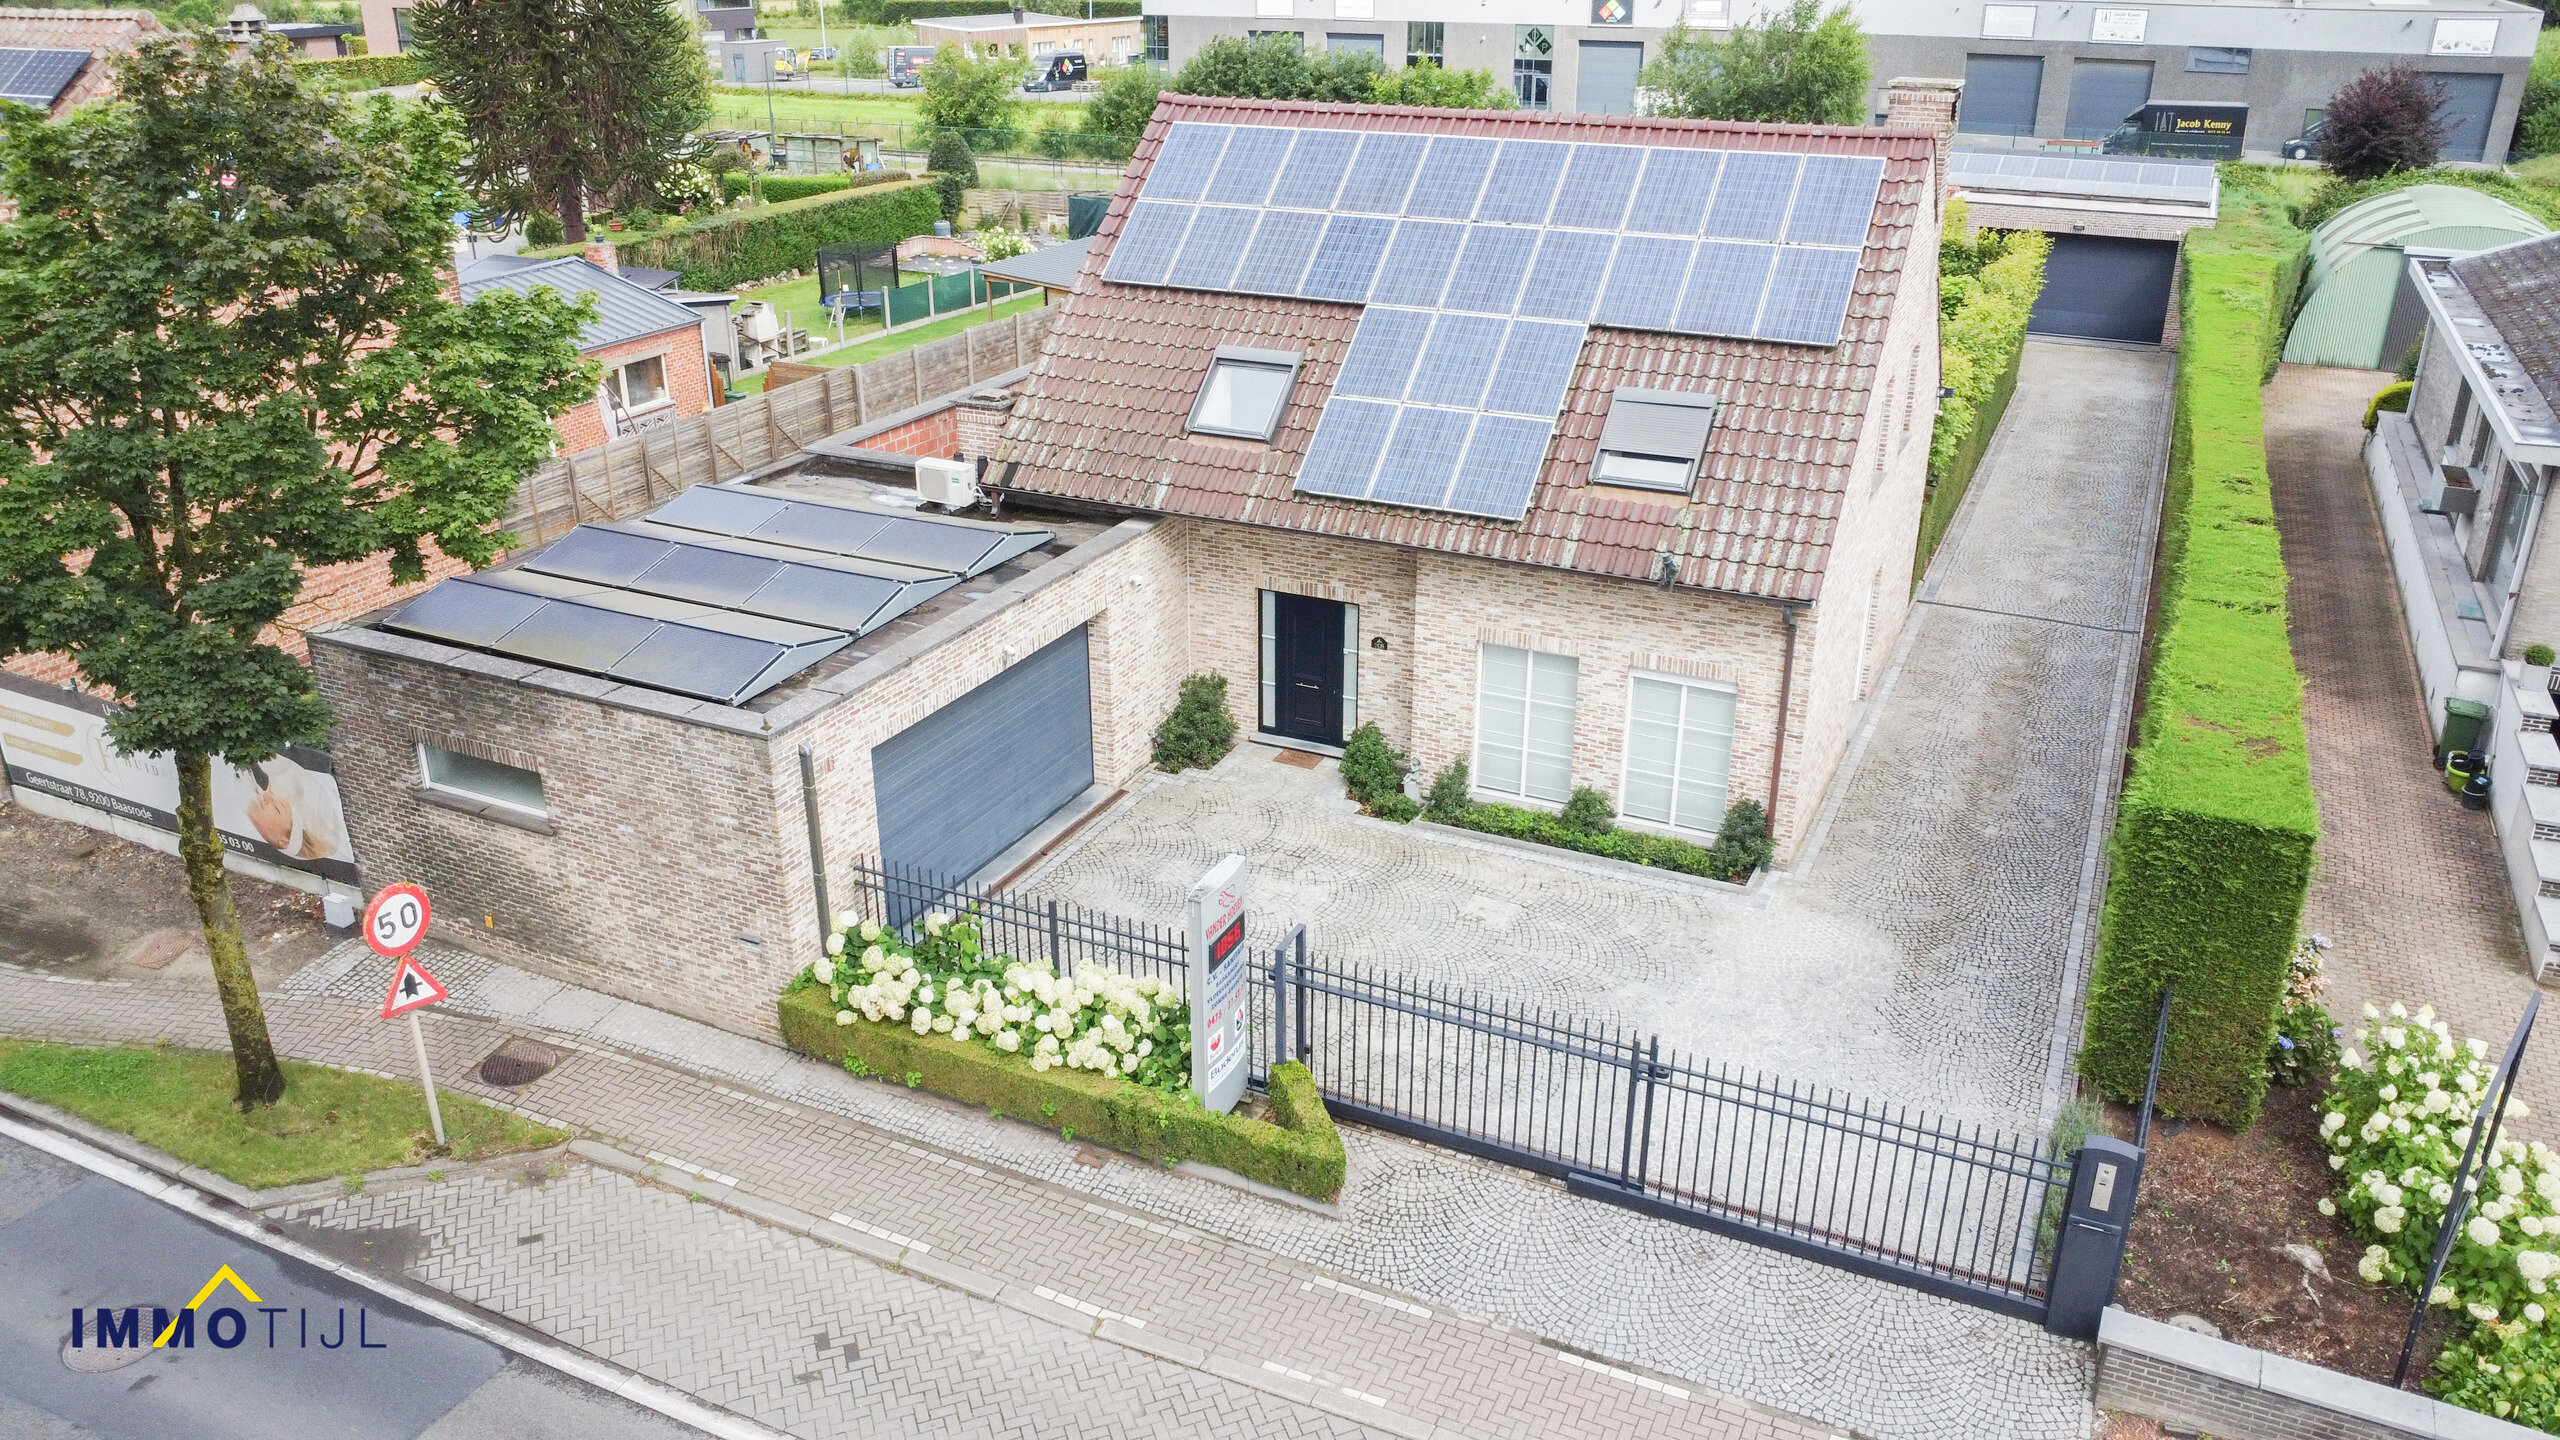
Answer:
[2065, 59, 2152, 138]
[1959, 54, 2042, 137]
[2430, 72, 2502, 162]
[2027, 234, 2179, 344]
[1578, 40, 1642, 116]
[871, 625, 1094, 891]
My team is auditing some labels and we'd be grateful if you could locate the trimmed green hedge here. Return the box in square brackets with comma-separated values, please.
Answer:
[716, 169, 911, 203]
[1919, 206, 2046, 584]
[857, 0, 1138, 21]
[526, 180, 937, 291]
[778, 979, 1346, 1201]
[294, 54, 426, 90]
[2078, 237, 2319, 1129]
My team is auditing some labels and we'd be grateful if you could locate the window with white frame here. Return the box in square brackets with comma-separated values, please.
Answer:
[1189, 346, 1301, 441]
[419, 743, 548, 818]
[1474, 644, 1579, 804]
[606, 354, 670, 414]
[1620, 673, 1737, 836]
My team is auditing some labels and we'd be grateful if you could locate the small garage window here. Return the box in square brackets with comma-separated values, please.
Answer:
[2186, 46, 2250, 73]
[1591, 387, 1718, 495]
[1189, 346, 1301, 442]
[419, 743, 548, 818]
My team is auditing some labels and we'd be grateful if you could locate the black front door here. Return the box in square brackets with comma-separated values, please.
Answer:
[1269, 592, 1345, 746]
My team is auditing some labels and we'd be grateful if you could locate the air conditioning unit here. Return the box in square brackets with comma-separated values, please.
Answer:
[915, 455, 979, 510]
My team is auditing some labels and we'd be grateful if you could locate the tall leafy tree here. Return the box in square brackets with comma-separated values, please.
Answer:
[1640, 0, 1869, 126]
[0, 33, 593, 1108]
[412, 0, 711, 242]
[919, 42, 1027, 151]
[2319, 64, 2450, 180]
[1168, 34, 1512, 110]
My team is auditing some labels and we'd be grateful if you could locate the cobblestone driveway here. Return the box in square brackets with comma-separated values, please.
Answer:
[1024, 340, 2171, 1133]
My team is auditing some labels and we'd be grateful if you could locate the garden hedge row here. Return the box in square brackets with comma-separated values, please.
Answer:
[778, 979, 1346, 1202]
[854, 0, 1138, 21]
[293, 54, 425, 89]
[526, 179, 938, 291]
[1918, 219, 2047, 583]
[716, 168, 911, 203]
[2078, 236, 2319, 1129]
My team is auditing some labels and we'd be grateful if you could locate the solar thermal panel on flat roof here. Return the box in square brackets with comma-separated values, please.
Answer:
[386, 577, 549, 647]
[651, 487, 1052, 579]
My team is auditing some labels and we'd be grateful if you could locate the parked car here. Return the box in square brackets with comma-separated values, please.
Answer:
[810, 45, 839, 60]
[887, 45, 934, 87]
[2283, 119, 2326, 161]
[1023, 51, 1087, 92]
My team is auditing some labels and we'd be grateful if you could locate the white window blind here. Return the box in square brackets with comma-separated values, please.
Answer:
[1474, 644, 1579, 804]
[1620, 674, 1737, 836]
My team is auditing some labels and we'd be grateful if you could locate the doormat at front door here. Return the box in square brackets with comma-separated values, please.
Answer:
[1272, 748, 1324, 769]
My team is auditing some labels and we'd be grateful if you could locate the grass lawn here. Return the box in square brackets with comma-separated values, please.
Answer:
[0, 1039, 567, 1189]
[732, 291, 1046, 395]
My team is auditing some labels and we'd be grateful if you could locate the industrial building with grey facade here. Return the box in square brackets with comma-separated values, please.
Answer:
[1143, 0, 2541, 162]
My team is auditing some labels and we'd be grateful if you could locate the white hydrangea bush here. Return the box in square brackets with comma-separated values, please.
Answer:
[812, 910, 1193, 1095]
[2324, 1001, 2557, 1327]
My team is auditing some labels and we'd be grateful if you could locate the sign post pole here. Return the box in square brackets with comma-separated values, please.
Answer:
[364, 883, 451, 1152]
[1187, 855, 1250, 1114]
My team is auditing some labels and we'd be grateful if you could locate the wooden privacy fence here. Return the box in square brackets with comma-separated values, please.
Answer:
[503, 307, 1055, 546]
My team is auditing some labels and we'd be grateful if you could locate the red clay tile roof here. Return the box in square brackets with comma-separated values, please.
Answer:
[993, 95, 1938, 603]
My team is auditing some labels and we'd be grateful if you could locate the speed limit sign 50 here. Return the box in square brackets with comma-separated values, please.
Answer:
[362, 883, 432, 959]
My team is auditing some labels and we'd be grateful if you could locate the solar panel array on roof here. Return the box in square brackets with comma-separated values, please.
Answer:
[0, 48, 91, 109]
[1112, 122, 1886, 524]
[1948, 149, 2217, 205]
[649, 485, 1054, 576]
[1105, 123, 1883, 348]
[523, 520, 960, 636]
[384, 570, 852, 705]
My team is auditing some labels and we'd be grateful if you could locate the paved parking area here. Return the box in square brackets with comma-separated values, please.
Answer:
[1023, 340, 2171, 1134]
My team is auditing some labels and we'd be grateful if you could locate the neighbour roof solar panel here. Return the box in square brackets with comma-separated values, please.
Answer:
[1405, 313, 1508, 410]
[1442, 415, 1552, 521]
[1593, 235, 1694, 332]
[1269, 128, 1360, 210]
[1755, 246, 1861, 347]
[1474, 140, 1570, 225]
[1294, 399, 1398, 498]
[1100, 200, 1193, 286]
[1369, 406, 1473, 509]
[1624, 148, 1720, 236]
[1230, 208, 1328, 296]
[1336, 132, 1428, 214]
[1784, 155, 1885, 248]
[1165, 204, 1258, 290]
[1204, 123, 1293, 206]
[1517, 229, 1615, 322]
[1440, 225, 1540, 315]
[0, 48, 90, 109]
[1369, 220, 1465, 308]
[1480, 321, 1586, 418]
[1672, 241, 1777, 339]
[1549, 144, 1646, 231]
[1403, 136, 1499, 220]
[1333, 306, 1434, 401]
[1143, 123, 1231, 201]
[1703, 151, 1801, 242]
[1299, 214, 1396, 302]
[650, 486, 1053, 578]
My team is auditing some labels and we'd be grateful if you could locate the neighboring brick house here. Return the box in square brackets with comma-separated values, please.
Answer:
[996, 93, 1949, 863]
[302, 92, 1951, 1039]
[459, 250, 718, 456]
[0, 6, 163, 119]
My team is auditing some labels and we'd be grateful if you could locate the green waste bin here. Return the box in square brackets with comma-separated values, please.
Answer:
[2442, 696, 2491, 763]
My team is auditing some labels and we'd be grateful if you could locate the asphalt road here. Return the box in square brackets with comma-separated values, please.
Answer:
[0, 1134, 707, 1440]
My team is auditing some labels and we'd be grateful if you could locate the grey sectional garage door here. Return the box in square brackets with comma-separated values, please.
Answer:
[1960, 54, 2043, 137]
[872, 626, 1093, 895]
[2027, 234, 2178, 344]
[2430, 72, 2502, 162]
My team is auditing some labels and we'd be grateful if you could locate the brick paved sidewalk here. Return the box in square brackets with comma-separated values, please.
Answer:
[1, 955, 2091, 1440]
[2263, 364, 2552, 1120]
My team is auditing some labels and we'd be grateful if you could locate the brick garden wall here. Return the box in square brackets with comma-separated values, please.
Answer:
[2094, 1306, 2538, 1440]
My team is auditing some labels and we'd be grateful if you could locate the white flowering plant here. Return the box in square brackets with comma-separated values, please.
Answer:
[2323, 1002, 2556, 1329]
[812, 910, 1193, 1095]
[653, 162, 723, 215]
[976, 226, 1032, 261]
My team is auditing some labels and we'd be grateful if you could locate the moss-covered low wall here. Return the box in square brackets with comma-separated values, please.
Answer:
[779, 980, 1345, 1202]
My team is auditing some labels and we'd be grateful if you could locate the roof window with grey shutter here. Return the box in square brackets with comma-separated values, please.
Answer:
[1591, 387, 1718, 495]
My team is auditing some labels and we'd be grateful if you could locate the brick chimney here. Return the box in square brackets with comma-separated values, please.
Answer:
[583, 239, 619, 275]
[1882, 77, 1963, 208]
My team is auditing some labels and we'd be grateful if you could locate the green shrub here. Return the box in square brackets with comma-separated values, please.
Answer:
[718, 169, 910, 202]
[2432, 1323, 2560, 1429]
[1920, 200, 2048, 580]
[292, 54, 424, 91]
[1339, 723, 1411, 819]
[1422, 759, 1471, 823]
[1559, 786, 1614, 835]
[2269, 1002, 2339, 1086]
[523, 209, 564, 247]
[2079, 238, 2319, 1129]
[1704, 798, 1774, 879]
[524, 179, 937, 291]
[1152, 672, 1237, 772]
[779, 979, 1344, 1200]
[2366, 379, 2414, 430]
[2531, 643, 2558, 668]
[860, 0, 1136, 21]
[925, 129, 979, 188]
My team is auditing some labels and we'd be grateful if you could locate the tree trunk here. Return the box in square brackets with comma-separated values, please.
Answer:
[175, 748, 286, 1110]
[559, 175, 586, 245]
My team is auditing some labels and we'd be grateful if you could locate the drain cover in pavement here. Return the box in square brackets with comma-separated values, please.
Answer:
[477, 1036, 562, 1087]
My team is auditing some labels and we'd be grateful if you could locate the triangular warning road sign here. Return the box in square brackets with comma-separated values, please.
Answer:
[381, 955, 449, 1019]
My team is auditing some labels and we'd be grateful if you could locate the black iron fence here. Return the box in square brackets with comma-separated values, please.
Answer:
[839, 858, 2079, 1319]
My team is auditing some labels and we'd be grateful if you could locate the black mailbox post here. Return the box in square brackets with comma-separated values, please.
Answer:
[2045, 1135, 2143, 1339]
